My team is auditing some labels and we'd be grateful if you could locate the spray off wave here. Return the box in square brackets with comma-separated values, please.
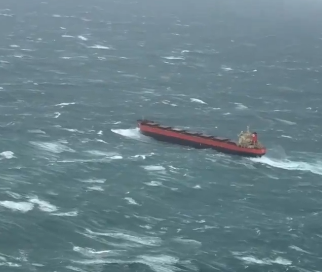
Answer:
[111, 128, 142, 140]
[111, 127, 153, 145]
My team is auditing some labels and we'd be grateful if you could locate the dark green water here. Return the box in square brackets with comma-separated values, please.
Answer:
[0, 0, 321, 271]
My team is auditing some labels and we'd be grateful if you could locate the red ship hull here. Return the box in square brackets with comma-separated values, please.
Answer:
[137, 119, 266, 157]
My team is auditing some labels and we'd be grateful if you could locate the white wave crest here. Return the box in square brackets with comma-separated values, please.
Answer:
[28, 197, 58, 212]
[78, 35, 87, 41]
[85, 150, 122, 160]
[0, 201, 34, 212]
[237, 255, 292, 266]
[234, 103, 248, 110]
[55, 102, 76, 107]
[124, 197, 140, 205]
[163, 56, 184, 60]
[88, 45, 110, 50]
[144, 181, 163, 187]
[52, 210, 78, 217]
[190, 98, 207, 104]
[0, 151, 15, 159]
[142, 165, 165, 171]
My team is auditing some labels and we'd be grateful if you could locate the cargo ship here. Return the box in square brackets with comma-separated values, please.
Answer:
[137, 119, 266, 157]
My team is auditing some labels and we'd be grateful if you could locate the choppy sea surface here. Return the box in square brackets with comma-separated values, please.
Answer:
[1, 0, 322, 271]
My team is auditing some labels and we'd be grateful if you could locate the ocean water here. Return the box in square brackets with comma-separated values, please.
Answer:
[0, 0, 322, 271]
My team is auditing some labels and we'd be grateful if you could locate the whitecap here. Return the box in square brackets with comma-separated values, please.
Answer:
[28, 129, 46, 134]
[28, 197, 58, 212]
[0, 151, 15, 159]
[109, 155, 123, 160]
[132, 153, 154, 160]
[73, 246, 119, 257]
[234, 103, 248, 110]
[61, 128, 84, 133]
[163, 56, 184, 60]
[137, 255, 184, 272]
[124, 197, 140, 205]
[190, 98, 207, 104]
[144, 181, 162, 187]
[21, 48, 34, 52]
[87, 186, 104, 192]
[221, 65, 233, 71]
[61, 34, 74, 38]
[55, 102, 75, 107]
[52, 210, 78, 217]
[78, 35, 88, 41]
[54, 112, 61, 118]
[80, 179, 105, 184]
[142, 165, 165, 171]
[163, 61, 175, 65]
[85, 150, 122, 160]
[88, 45, 110, 50]
[96, 139, 107, 144]
[172, 237, 202, 247]
[271, 257, 292, 265]
[133, 154, 146, 159]
[289, 245, 311, 254]
[238, 256, 270, 265]
[0, 201, 34, 212]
